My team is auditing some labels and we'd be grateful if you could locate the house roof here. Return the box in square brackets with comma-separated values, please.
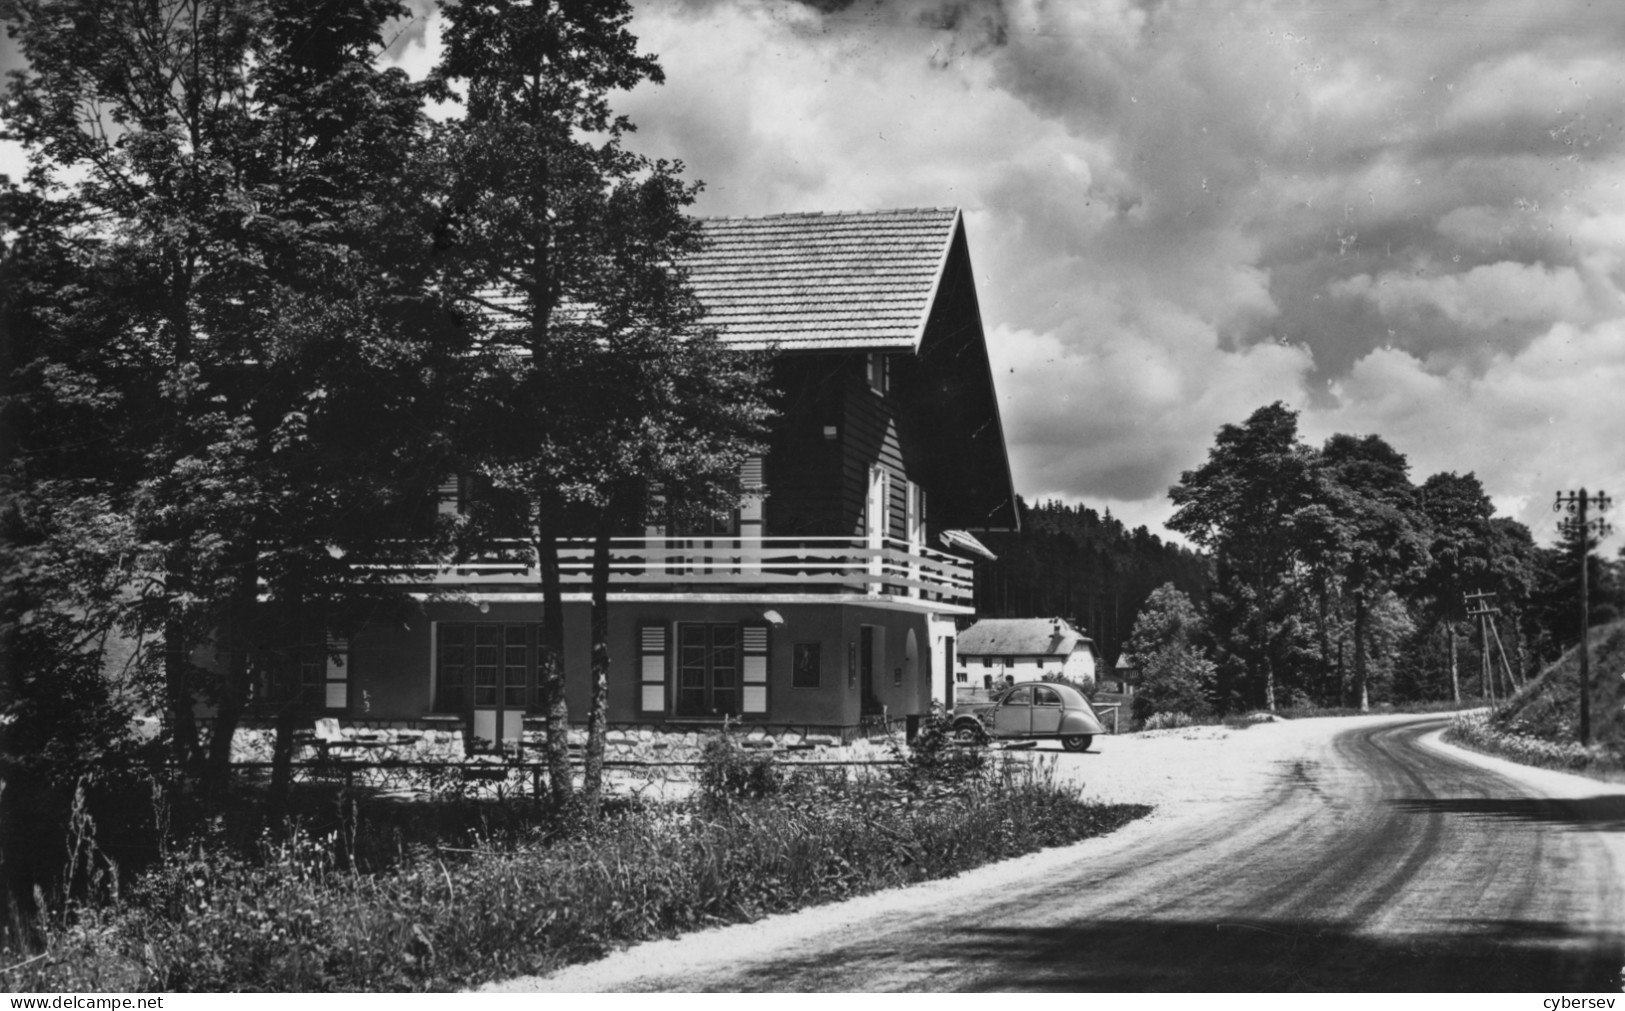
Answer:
[957, 618, 1095, 658]
[687, 208, 960, 351]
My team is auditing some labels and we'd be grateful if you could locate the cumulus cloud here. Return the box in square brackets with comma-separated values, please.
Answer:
[1329, 260, 1598, 330]
[1303, 318, 1625, 543]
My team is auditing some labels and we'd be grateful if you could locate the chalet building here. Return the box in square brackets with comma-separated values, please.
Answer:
[954, 617, 1099, 691]
[296, 208, 1017, 746]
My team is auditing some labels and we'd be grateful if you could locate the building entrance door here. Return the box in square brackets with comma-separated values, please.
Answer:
[456, 624, 528, 752]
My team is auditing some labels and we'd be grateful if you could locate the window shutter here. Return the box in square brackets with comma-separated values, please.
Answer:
[638, 623, 668, 714]
[739, 456, 764, 543]
[437, 474, 462, 518]
[741, 623, 769, 714]
[325, 635, 349, 710]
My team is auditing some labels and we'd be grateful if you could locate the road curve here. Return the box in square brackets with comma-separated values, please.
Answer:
[490, 715, 1625, 992]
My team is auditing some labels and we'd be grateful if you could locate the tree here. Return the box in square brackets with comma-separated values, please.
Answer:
[1414, 472, 1536, 700]
[1123, 583, 1216, 724]
[1416, 472, 1497, 701]
[1312, 434, 1430, 712]
[2, 0, 463, 792]
[1168, 403, 1320, 710]
[431, 0, 771, 817]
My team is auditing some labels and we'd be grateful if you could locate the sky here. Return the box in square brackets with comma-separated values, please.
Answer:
[8, 0, 1625, 551]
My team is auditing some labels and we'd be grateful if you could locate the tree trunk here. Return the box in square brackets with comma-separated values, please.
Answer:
[1354, 589, 1369, 713]
[533, 524, 574, 813]
[581, 518, 614, 820]
[1316, 580, 1332, 705]
[1509, 606, 1527, 688]
[205, 546, 259, 794]
[267, 701, 299, 825]
[1448, 620, 1460, 703]
[164, 614, 200, 772]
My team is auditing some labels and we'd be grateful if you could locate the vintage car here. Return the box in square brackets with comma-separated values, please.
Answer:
[952, 680, 1105, 752]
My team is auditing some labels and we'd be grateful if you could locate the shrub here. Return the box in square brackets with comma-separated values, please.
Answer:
[696, 729, 783, 811]
[1445, 710, 1617, 774]
[890, 702, 987, 792]
[1141, 712, 1194, 731]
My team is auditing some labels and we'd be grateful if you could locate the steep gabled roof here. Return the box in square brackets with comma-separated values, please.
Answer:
[957, 618, 1095, 658]
[688, 208, 960, 351]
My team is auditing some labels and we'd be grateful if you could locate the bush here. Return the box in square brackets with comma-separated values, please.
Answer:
[890, 702, 988, 792]
[696, 729, 783, 810]
[1141, 712, 1194, 731]
[1445, 710, 1618, 774]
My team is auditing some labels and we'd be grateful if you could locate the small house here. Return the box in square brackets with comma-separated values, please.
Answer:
[954, 617, 1098, 691]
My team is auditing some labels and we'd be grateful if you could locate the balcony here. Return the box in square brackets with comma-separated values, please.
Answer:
[388, 535, 974, 607]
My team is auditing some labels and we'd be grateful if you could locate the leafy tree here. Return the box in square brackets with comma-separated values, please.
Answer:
[1312, 434, 1430, 711]
[1524, 521, 1624, 669]
[1168, 403, 1320, 710]
[1123, 583, 1216, 723]
[432, 0, 771, 817]
[1416, 472, 1499, 700]
[2, 0, 462, 793]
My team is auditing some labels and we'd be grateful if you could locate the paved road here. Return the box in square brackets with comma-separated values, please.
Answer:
[495, 716, 1625, 991]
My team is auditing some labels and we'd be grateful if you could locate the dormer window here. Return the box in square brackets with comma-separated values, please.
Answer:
[867, 352, 888, 394]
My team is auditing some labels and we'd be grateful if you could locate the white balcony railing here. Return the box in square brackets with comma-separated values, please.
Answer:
[388, 535, 974, 606]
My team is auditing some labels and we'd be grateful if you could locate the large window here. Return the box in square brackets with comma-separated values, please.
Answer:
[437, 623, 537, 714]
[659, 621, 772, 717]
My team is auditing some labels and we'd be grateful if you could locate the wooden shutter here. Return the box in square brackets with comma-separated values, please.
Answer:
[741, 622, 770, 714]
[436, 474, 462, 518]
[324, 635, 349, 710]
[638, 623, 668, 714]
[739, 457, 764, 537]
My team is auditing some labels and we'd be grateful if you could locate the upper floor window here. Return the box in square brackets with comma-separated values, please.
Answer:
[867, 352, 888, 394]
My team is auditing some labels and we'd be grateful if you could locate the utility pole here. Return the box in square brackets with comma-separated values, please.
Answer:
[1552, 488, 1612, 746]
[1465, 590, 1516, 702]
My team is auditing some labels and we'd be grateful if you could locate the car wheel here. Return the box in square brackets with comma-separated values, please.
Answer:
[1061, 734, 1093, 752]
[954, 722, 987, 745]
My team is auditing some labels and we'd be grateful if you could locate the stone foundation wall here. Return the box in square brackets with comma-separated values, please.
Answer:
[218, 720, 910, 770]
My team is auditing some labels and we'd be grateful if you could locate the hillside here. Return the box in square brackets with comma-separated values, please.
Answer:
[1495, 619, 1625, 754]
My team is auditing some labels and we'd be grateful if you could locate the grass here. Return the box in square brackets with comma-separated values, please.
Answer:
[1443, 710, 1624, 782]
[1, 742, 1149, 992]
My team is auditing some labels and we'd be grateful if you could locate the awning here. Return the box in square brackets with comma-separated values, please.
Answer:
[939, 529, 998, 561]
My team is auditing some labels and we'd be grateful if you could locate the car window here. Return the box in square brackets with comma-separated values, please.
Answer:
[1034, 686, 1061, 707]
[1004, 687, 1033, 706]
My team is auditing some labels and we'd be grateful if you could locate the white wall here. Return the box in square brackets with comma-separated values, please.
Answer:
[1063, 646, 1097, 685]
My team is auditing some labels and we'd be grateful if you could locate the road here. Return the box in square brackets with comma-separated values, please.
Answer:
[489, 715, 1625, 991]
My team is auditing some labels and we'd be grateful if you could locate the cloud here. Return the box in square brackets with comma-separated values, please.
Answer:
[1329, 260, 1598, 331]
[1304, 318, 1625, 547]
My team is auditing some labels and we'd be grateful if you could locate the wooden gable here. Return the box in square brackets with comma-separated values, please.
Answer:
[689, 208, 1019, 535]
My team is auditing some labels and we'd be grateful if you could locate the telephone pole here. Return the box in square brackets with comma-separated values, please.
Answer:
[1465, 590, 1516, 702]
[1552, 488, 1612, 746]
